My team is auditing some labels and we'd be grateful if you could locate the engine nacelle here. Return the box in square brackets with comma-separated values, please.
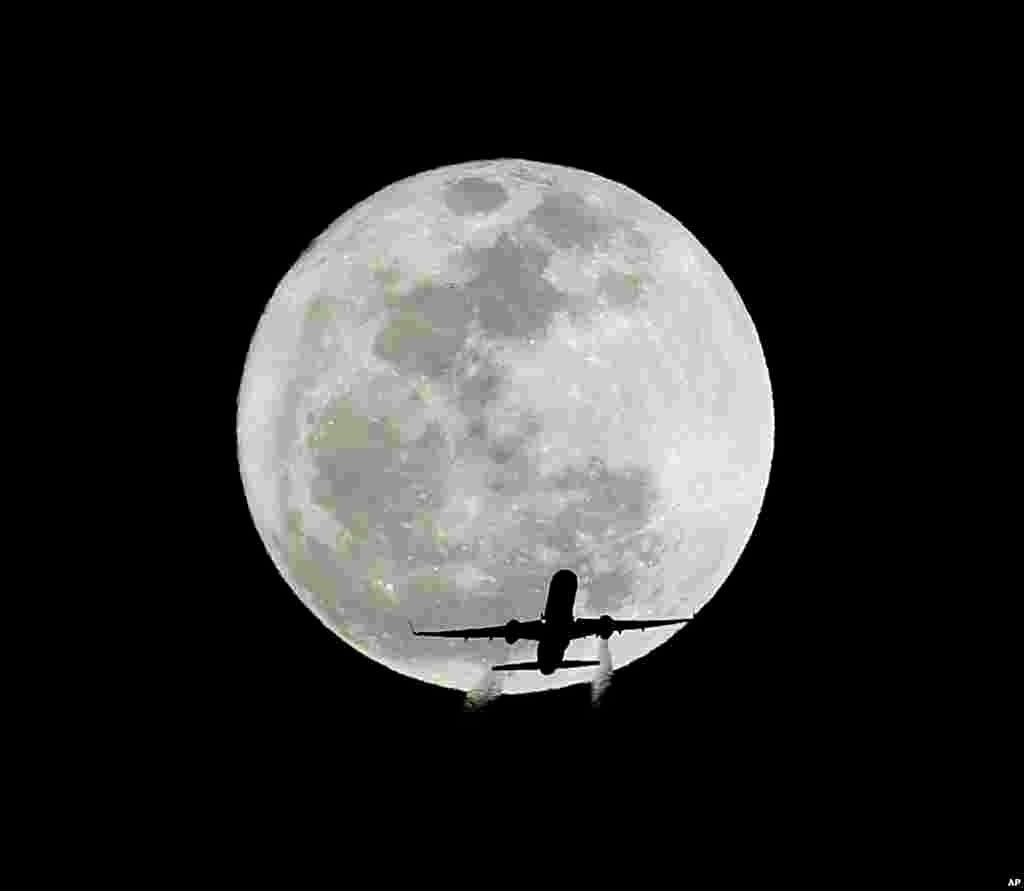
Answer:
[504, 619, 522, 645]
[598, 614, 615, 640]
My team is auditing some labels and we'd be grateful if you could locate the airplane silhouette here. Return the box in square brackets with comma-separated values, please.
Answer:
[409, 569, 692, 675]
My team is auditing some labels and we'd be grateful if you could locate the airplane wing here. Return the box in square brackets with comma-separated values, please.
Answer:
[570, 615, 692, 640]
[408, 619, 545, 642]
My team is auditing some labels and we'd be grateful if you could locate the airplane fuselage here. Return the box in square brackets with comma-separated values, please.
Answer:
[534, 569, 578, 673]
[536, 626, 571, 674]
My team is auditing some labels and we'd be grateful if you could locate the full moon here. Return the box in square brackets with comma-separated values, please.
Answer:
[236, 159, 773, 695]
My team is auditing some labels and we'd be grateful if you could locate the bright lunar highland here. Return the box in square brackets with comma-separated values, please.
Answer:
[237, 160, 773, 695]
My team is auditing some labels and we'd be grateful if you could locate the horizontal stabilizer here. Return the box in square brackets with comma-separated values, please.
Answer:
[490, 659, 601, 672]
[491, 661, 543, 672]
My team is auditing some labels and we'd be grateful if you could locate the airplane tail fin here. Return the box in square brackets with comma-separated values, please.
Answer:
[491, 659, 601, 672]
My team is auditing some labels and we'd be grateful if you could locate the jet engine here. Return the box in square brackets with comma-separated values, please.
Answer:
[504, 619, 522, 645]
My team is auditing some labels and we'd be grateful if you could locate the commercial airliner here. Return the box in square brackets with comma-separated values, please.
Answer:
[409, 569, 692, 675]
